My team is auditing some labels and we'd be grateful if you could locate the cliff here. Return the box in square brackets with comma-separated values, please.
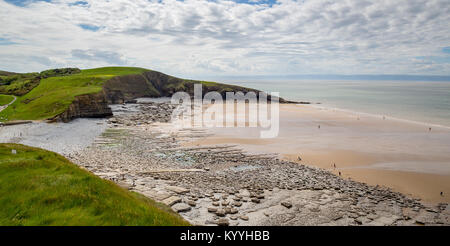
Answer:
[52, 90, 112, 122]
[103, 70, 299, 104]
[51, 68, 304, 122]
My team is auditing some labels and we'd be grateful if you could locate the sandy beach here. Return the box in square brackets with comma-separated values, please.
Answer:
[1, 100, 449, 225]
[186, 104, 450, 205]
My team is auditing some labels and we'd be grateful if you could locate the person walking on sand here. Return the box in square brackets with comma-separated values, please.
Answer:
[339, 171, 341, 176]
[429, 127, 432, 132]
[318, 125, 321, 129]
[441, 192, 444, 196]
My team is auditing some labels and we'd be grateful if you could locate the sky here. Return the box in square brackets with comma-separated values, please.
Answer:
[0, 0, 449, 78]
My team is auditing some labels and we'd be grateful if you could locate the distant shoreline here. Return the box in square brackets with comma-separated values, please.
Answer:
[308, 103, 450, 130]
[204, 74, 450, 82]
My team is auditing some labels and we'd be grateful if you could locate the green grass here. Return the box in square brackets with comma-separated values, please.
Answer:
[0, 72, 40, 96]
[0, 94, 14, 106]
[0, 143, 190, 226]
[0, 67, 148, 121]
[0, 66, 262, 121]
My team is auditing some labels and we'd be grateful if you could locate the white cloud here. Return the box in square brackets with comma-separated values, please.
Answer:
[0, 0, 449, 76]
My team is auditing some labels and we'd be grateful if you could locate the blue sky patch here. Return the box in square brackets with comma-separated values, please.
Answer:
[79, 24, 100, 31]
[4, 0, 51, 7]
[232, 0, 278, 6]
[69, 1, 88, 6]
[0, 38, 17, 45]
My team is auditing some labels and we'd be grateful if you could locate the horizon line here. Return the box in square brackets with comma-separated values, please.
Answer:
[202, 74, 450, 82]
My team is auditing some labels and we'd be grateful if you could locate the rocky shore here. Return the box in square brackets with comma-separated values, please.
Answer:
[68, 100, 449, 226]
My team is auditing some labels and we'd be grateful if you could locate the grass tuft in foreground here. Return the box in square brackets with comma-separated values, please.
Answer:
[0, 143, 189, 226]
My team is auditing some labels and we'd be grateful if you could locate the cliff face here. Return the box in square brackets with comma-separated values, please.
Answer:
[53, 90, 112, 122]
[103, 73, 160, 104]
[55, 70, 301, 122]
[103, 70, 296, 103]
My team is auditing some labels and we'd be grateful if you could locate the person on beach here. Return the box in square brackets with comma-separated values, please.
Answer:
[339, 171, 341, 176]
[441, 192, 444, 196]
[333, 163, 336, 169]
[429, 127, 432, 132]
[318, 125, 321, 129]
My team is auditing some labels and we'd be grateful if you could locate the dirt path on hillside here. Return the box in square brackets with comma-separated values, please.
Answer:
[0, 95, 16, 113]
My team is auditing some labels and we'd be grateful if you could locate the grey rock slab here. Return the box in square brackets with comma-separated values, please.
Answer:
[414, 211, 438, 225]
[162, 196, 182, 206]
[142, 190, 171, 201]
[172, 203, 192, 213]
[166, 186, 190, 194]
[368, 216, 399, 226]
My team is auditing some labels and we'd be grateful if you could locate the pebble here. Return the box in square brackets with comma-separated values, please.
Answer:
[251, 198, 261, 203]
[281, 201, 293, 209]
[233, 201, 243, 207]
[216, 209, 226, 217]
[240, 215, 249, 221]
[217, 218, 229, 226]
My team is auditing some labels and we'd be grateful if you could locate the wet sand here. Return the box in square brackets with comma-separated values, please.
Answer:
[186, 104, 450, 205]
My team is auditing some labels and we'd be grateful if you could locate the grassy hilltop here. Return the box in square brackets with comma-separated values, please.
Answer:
[0, 66, 263, 122]
[0, 143, 189, 226]
[0, 67, 149, 121]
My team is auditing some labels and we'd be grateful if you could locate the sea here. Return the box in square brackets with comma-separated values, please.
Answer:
[221, 79, 450, 128]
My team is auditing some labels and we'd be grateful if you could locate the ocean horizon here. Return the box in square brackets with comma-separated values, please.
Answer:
[219, 79, 450, 128]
